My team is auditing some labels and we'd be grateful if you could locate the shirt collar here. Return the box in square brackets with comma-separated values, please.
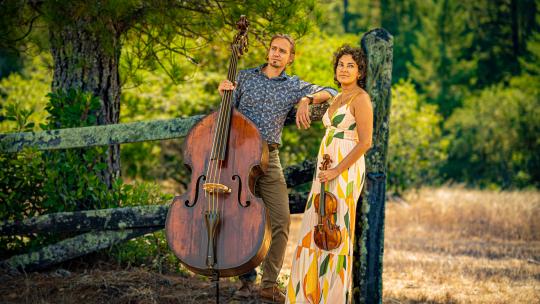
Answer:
[254, 63, 289, 80]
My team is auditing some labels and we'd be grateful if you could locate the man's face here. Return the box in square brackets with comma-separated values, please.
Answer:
[267, 38, 293, 69]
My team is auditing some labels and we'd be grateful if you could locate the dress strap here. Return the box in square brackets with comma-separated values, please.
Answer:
[346, 91, 363, 107]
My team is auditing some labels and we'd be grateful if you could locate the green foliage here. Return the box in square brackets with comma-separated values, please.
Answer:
[118, 181, 173, 207]
[388, 80, 448, 193]
[0, 55, 52, 132]
[108, 231, 183, 274]
[379, 0, 421, 81]
[116, 0, 319, 86]
[106, 183, 175, 272]
[0, 88, 174, 256]
[466, 0, 537, 87]
[407, 0, 476, 117]
[39, 89, 116, 211]
[2, 102, 35, 132]
[445, 74, 540, 188]
[0, 48, 23, 78]
[0, 148, 45, 220]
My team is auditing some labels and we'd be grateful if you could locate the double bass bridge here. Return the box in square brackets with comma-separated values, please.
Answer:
[203, 183, 232, 194]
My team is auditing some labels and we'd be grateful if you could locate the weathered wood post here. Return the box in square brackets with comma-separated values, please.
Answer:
[353, 28, 393, 304]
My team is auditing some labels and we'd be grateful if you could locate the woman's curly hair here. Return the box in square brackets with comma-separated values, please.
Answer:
[333, 45, 367, 88]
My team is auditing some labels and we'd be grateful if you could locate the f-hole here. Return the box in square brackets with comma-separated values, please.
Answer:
[185, 175, 206, 207]
[232, 175, 250, 207]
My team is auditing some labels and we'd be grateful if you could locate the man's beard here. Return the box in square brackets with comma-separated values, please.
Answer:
[269, 59, 282, 68]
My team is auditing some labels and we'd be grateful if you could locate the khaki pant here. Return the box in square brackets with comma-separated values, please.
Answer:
[240, 149, 290, 289]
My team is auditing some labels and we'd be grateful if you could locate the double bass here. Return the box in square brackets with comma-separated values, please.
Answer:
[313, 154, 342, 250]
[165, 16, 271, 277]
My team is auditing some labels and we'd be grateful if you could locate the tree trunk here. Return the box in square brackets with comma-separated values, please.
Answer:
[343, 0, 350, 33]
[353, 28, 393, 304]
[49, 20, 122, 187]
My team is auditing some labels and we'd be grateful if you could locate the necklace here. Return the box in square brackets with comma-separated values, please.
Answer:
[334, 88, 362, 106]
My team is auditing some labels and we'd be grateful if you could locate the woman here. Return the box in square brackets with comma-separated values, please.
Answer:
[286, 45, 373, 304]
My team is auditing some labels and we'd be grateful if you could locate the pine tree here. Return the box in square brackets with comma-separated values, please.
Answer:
[407, 0, 476, 117]
[467, 0, 538, 87]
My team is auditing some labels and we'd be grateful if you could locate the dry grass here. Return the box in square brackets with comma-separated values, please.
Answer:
[381, 187, 540, 304]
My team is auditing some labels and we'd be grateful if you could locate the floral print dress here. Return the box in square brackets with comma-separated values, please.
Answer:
[286, 96, 366, 304]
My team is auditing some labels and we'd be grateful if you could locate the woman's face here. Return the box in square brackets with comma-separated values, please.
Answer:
[336, 54, 360, 87]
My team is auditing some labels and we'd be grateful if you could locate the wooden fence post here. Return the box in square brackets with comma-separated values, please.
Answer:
[353, 28, 393, 304]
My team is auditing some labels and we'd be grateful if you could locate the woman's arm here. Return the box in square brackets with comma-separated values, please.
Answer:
[318, 93, 373, 183]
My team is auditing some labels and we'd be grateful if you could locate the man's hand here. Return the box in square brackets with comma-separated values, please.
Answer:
[218, 80, 236, 97]
[296, 98, 311, 129]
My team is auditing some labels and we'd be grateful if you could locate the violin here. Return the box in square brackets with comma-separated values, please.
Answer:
[313, 154, 342, 251]
[165, 16, 271, 277]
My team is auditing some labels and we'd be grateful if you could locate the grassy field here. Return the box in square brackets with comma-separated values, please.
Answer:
[283, 187, 540, 303]
[376, 187, 538, 303]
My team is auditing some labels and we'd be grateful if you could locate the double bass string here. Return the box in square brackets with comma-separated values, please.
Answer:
[206, 44, 239, 214]
[206, 50, 233, 212]
[215, 46, 239, 214]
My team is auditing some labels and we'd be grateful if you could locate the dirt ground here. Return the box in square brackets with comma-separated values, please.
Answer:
[0, 263, 259, 304]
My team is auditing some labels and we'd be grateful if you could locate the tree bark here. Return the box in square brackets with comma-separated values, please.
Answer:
[49, 20, 122, 188]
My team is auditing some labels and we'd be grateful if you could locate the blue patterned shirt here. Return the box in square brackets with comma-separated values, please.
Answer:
[233, 64, 338, 144]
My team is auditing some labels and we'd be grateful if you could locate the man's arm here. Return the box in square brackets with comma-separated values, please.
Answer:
[296, 80, 338, 129]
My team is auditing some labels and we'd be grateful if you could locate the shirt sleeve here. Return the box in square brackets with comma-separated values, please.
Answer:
[232, 70, 246, 108]
[296, 78, 338, 101]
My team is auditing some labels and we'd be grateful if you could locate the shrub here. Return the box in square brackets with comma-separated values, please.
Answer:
[388, 80, 448, 193]
[445, 75, 540, 188]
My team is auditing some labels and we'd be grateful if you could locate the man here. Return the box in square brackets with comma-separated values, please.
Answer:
[218, 34, 337, 303]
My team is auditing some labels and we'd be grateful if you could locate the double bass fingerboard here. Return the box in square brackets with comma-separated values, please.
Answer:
[210, 45, 242, 161]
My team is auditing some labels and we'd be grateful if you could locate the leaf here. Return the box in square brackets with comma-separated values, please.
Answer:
[334, 131, 345, 139]
[306, 195, 313, 210]
[344, 211, 350, 231]
[332, 113, 346, 126]
[348, 123, 356, 130]
[346, 181, 354, 198]
[336, 255, 344, 274]
[325, 129, 335, 147]
[296, 281, 300, 296]
[319, 254, 330, 277]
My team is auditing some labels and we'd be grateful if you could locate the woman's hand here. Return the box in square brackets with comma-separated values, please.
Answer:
[218, 80, 236, 97]
[318, 168, 340, 183]
[296, 98, 311, 129]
